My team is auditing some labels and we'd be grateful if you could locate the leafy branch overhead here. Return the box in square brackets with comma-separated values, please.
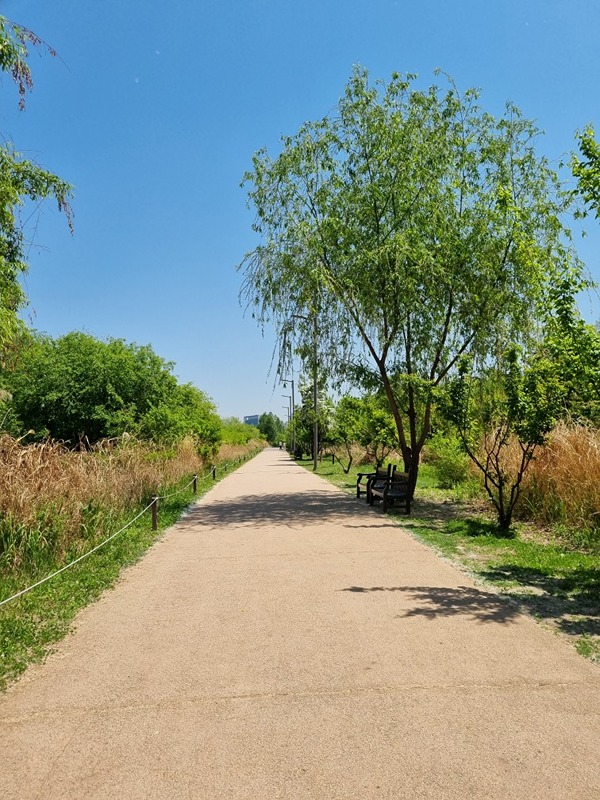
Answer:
[0, 15, 73, 351]
[572, 126, 600, 219]
[0, 15, 57, 109]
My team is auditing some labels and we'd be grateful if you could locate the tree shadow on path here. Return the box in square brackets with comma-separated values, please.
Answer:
[180, 490, 393, 529]
[341, 584, 522, 624]
[480, 564, 600, 637]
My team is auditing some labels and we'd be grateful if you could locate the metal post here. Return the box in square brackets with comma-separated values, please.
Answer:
[212, 465, 216, 480]
[282, 377, 295, 456]
[313, 313, 318, 472]
[193, 474, 197, 494]
[151, 496, 158, 531]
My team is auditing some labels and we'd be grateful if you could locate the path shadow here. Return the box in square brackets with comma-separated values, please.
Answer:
[480, 564, 600, 636]
[181, 490, 386, 529]
[341, 584, 521, 624]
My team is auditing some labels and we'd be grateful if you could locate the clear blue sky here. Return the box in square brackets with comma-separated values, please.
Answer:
[2, 0, 599, 419]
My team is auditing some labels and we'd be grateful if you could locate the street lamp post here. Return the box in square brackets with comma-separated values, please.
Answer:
[282, 394, 292, 450]
[281, 376, 295, 456]
[311, 314, 318, 472]
[291, 314, 318, 472]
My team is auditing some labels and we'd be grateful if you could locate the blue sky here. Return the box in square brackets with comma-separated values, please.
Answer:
[2, 0, 599, 419]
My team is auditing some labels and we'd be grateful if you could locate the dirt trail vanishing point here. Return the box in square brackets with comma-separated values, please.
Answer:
[1, 447, 599, 799]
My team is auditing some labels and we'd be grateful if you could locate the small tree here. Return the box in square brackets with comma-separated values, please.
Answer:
[258, 412, 284, 445]
[331, 396, 363, 470]
[290, 379, 334, 457]
[139, 384, 222, 459]
[445, 350, 562, 532]
[221, 417, 258, 445]
[541, 275, 600, 424]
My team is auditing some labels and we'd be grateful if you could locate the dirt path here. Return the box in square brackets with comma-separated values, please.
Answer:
[1, 448, 599, 799]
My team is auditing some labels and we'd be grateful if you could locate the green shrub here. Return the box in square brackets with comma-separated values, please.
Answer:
[425, 433, 471, 488]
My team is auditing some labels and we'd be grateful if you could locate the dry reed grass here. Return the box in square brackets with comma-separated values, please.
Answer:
[0, 435, 265, 570]
[0, 434, 199, 520]
[518, 422, 600, 533]
[0, 435, 204, 567]
[217, 439, 267, 463]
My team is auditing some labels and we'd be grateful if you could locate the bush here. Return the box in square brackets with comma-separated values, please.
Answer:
[220, 418, 259, 445]
[425, 433, 472, 489]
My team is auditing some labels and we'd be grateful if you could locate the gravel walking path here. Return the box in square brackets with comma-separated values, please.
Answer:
[1, 447, 599, 799]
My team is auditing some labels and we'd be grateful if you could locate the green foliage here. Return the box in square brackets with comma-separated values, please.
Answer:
[425, 432, 471, 489]
[0, 388, 20, 437]
[0, 17, 73, 353]
[571, 126, 600, 218]
[540, 276, 600, 424]
[3, 332, 174, 443]
[332, 393, 397, 465]
[138, 384, 221, 458]
[240, 67, 580, 498]
[291, 378, 334, 455]
[444, 350, 562, 531]
[220, 417, 258, 445]
[2, 332, 221, 453]
[0, 16, 56, 109]
[258, 412, 284, 445]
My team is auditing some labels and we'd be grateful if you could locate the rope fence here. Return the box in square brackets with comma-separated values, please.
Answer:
[0, 446, 263, 609]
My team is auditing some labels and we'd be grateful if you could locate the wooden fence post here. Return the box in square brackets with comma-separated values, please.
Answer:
[151, 496, 158, 531]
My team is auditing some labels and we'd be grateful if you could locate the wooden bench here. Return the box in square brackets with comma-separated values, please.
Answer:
[369, 471, 411, 514]
[356, 464, 393, 499]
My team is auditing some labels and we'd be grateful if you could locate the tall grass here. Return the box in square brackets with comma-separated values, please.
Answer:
[517, 423, 600, 541]
[0, 434, 265, 574]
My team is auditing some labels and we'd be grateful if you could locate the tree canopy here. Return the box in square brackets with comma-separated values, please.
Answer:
[2, 331, 221, 451]
[258, 412, 285, 445]
[240, 67, 581, 495]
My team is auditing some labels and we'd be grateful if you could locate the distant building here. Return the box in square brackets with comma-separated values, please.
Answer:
[244, 414, 260, 427]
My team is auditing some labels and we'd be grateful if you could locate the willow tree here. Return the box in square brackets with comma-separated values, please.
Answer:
[239, 67, 580, 496]
[0, 16, 73, 351]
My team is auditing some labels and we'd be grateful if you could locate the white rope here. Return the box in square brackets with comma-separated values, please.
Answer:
[0, 450, 261, 609]
[0, 501, 154, 609]
[156, 475, 197, 501]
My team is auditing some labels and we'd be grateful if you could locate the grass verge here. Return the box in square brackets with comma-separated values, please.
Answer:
[299, 453, 600, 665]
[0, 451, 259, 691]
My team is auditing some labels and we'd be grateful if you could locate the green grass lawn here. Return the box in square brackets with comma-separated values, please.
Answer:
[300, 452, 600, 665]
